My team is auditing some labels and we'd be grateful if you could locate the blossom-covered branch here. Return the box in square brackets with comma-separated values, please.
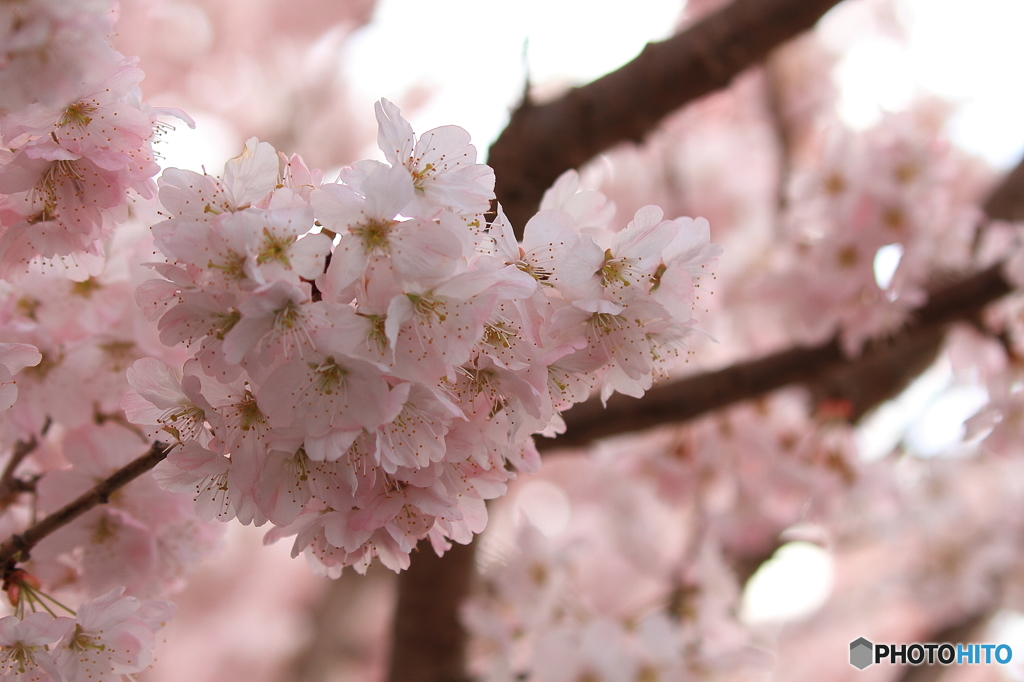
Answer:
[489, 0, 845, 229]
[545, 264, 1013, 450]
[542, 144, 1024, 451]
[0, 442, 170, 570]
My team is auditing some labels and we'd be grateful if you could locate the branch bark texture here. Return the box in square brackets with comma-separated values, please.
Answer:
[489, 0, 844, 230]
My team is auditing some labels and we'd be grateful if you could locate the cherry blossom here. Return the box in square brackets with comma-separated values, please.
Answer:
[54, 587, 173, 682]
[120, 97, 723, 580]
[0, 344, 41, 412]
[0, 612, 73, 682]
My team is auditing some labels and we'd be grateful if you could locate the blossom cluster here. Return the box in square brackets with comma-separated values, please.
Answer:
[0, 156, 219, 682]
[771, 111, 978, 354]
[464, 390, 857, 681]
[0, 586, 171, 682]
[0, 3, 222, 674]
[0, 0, 186, 277]
[5, 1, 1024, 681]
[0, 184, 220, 603]
[127, 99, 721, 575]
[0, 0, 122, 113]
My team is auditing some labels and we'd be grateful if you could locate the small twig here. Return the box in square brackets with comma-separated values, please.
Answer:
[1, 439, 37, 489]
[0, 438, 38, 510]
[0, 441, 172, 570]
[764, 53, 798, 229]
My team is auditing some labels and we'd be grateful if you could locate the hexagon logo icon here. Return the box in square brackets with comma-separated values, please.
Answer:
[850, 637, 874, 670]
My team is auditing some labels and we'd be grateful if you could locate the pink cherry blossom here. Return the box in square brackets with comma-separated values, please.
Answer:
[0, 343, 41, 411]
[374, 98, 495, 217]
[55, 588, 173, 682]
[0, 612, 74, 682]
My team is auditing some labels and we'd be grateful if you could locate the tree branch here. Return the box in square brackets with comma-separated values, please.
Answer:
[984, 157, 1024, 222]
[386, 541, 476, 682]
[0, 438, 38, 511]
[286, 566, 396, 682]
[0, 441, 171, 570]
[489, 0, 845, 230]
[541, 264, 1013, 451]
[539, 148, 1024, 451]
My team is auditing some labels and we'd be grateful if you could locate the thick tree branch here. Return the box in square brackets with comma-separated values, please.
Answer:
[0, 441, 171, 570]
[386, 541, 476, 682]
[540, 150, 1024, 451]
[489, 0, 844, 230]
[542, 265, 1013, 450]
[984, 157, 1024, 222]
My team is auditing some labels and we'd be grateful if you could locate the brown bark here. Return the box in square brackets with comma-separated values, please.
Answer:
[984, 157, 1024, 222]
[286, 567, 396, 682]
[489, 0, 845, 231]
[385, 541, 477, 682]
